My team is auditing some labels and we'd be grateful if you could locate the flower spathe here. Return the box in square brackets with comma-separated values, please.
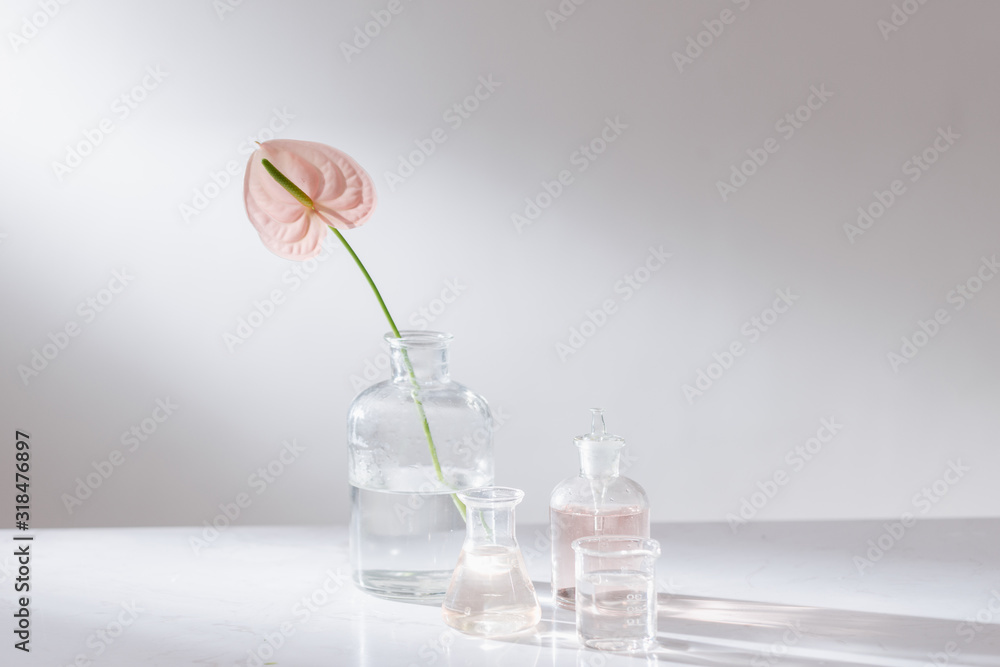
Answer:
[243, 139, 377, 260]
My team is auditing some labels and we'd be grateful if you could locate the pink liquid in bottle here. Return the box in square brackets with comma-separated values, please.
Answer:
[551, 506, 649, 608]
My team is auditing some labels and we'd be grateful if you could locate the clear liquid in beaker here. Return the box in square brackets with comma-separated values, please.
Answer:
[441, 544, 540, 636]
[576, 568, 656, 651]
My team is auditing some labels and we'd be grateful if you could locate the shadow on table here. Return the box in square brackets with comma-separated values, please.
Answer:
[492, 585, 1000, 666]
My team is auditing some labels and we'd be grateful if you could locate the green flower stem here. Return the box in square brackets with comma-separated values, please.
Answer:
[323, 225, 487, 537]
[318, 219, 467, 521]
[260, 158, 467, 521]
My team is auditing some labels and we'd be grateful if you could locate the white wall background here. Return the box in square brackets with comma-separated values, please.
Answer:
[1, 0, 997, 529]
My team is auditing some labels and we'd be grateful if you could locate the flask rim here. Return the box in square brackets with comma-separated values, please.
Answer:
[458, 486, 524, 507]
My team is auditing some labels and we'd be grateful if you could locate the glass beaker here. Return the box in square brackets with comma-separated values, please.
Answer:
[572, 535, 661, 651]
[442, 487, 541, 636]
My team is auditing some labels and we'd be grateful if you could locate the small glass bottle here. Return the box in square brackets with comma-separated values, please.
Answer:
[549, 408, 650, 609]
[442, 487, 541, 636]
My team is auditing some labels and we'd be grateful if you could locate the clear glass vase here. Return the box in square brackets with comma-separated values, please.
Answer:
[347, 331, 494, 601]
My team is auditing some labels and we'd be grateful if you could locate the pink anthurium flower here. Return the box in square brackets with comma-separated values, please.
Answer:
[243, 139, 376, 260]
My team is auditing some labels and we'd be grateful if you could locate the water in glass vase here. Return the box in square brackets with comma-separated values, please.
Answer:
[550, 506, 649, 608]
[350, 484, 468, 602]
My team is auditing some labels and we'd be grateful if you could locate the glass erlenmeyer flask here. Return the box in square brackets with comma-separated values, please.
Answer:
[442, 487, 540, 636]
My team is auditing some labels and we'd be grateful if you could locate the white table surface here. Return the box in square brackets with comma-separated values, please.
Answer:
[3, 519, 999, 666]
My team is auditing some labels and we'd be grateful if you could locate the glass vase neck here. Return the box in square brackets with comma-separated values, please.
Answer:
[386, 331, 452, 384]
